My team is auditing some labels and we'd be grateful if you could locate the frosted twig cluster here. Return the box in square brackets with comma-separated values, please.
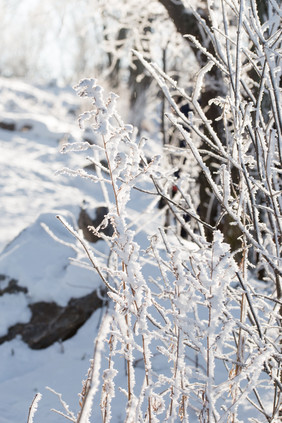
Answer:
[32, 1, 281, 421]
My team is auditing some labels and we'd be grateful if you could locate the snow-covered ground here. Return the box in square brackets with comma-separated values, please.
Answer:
[0, 76, 166, 423]
[0, 77, 91, 251]
[0, 77, 274, 423]
[0, 77, 115, 422]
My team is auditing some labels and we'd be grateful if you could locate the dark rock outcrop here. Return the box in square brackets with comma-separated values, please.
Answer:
[0, 210, 109, 350]
[78, 206, 114, 243]
[0, 277, 28, 296]
[0, 121, 16, 131]
[0, 288, 105, 349]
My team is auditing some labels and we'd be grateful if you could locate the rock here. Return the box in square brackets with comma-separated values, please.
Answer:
[0, 121, 16, 131]
[0, 212, 107, 349]
[0, 288, 105, 349]
[0, 276, 28, 296]
[78, 206, 114, 243]
[20, 124, 33, 132]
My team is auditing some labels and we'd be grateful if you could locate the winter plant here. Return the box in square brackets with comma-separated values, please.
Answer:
[31, 0, 281, 421]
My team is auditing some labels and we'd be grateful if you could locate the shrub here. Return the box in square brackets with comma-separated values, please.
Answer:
[33, 0, 282, 421]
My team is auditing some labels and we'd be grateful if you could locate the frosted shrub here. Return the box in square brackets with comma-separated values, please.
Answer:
[32, 0, 281, 421]
[50, 73, 279, 422]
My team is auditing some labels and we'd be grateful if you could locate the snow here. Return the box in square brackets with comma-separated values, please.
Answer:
[0, 292, 31, 336]
[0, 311, 102, 423]
[0, 212, 101, 305]
[0, 78, 88, 251]
[0, 77, 111, 421]
[0, 76, 164, 422]
[0, 73, 278, 422]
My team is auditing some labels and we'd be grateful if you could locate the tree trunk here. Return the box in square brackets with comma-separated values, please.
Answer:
[158, 0, 227, 237]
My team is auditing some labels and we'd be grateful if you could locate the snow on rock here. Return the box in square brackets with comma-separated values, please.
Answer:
[0, 292, 31, 337]
[0, 211, 101, 305]
[0, 206, 108, 351]
[0, 310, 104, 423]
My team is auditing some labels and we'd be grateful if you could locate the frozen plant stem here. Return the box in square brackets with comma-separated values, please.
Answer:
[102, 134, 133, 403]
[27, 393, 42, 423]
